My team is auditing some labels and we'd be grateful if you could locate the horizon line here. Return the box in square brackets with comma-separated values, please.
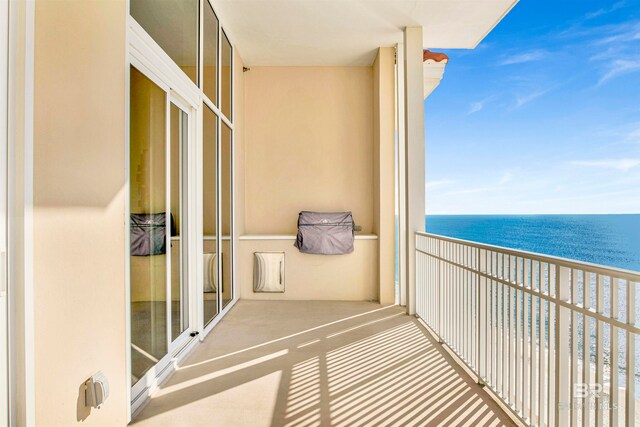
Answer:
[421, 213, 640, 216]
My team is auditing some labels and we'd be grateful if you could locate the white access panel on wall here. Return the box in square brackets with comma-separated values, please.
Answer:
[253, 252, 285, 293]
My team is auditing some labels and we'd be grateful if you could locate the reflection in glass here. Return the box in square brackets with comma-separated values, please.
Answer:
[203, 106, 219, 325]
[221, 31, 232, 120]
[129, 66, 168, 385]
[203, 0, 218, 104]
[130, 0, 199, 85]
[221, 123, 233, 308]
[170, 104, 188, 341]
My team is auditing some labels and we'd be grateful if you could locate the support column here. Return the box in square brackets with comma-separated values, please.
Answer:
[403, 27, 425, 316]
[373, 47, 396, 305]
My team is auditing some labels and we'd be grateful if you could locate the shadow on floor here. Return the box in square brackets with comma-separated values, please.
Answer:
[132, 301, 515, 427]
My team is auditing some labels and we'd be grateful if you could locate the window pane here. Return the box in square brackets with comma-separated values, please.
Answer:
[129, 66, 168, 385]
[203, 0, 218, 104]
[221, 124, 232, 308]
[221, 31, 232, 120]
[170, 103, 188, 342]
[203, 106, 219, 325]
[131, 0, 199, 85]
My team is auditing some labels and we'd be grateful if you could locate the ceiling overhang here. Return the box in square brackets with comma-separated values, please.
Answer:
[211, 0, 518, 66]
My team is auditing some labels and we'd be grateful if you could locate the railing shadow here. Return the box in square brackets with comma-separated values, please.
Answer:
[132, 301, 515, 427]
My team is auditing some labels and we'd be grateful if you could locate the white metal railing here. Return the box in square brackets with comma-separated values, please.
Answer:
[415, 232, 640, 427]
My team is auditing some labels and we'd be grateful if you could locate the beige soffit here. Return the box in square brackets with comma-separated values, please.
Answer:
[210, 0, 518, 66]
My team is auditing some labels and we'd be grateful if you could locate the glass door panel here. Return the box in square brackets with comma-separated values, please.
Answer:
[170, 103, 189, 342]
[203, 0, 218, 104]
[203, 106, 219, 325]
[129, 66, 168, 385]
[221, 31, 232, 119]
[221, 123, 233, 308]
[130, 0, 199, 85]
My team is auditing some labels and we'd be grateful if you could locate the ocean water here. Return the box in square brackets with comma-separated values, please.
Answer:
[425, 214, 640, 273]
[421, 214, 640, 399]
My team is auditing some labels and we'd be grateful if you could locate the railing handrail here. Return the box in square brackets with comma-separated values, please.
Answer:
[416, 231, 640, 281]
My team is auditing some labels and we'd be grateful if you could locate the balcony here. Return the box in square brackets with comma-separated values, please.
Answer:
[416, 233, 640, 427]
[132, 301, 515, 426]
[128, 233, 640, 427]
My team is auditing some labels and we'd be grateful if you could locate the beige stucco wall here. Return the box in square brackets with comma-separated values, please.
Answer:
[373, 48, 397, 305]
[33, 1, 127, 426]
[243, 66, 374, 235]
[238, 239, 378, 301]
[238, 62, 399, 302]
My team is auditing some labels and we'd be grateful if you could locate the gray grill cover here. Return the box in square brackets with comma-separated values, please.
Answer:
[130, 213, 175, 256]
[294, 211, 355, 255]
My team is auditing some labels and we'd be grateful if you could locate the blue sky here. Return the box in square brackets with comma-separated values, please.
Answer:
[425, 0, 640, 214]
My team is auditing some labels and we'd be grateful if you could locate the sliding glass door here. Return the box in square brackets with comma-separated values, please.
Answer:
[129, 67, 169, 387]
[128, 0, 236, 409]
[129, 66, 193, 396]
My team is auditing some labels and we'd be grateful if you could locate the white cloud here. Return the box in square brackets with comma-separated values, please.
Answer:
[499, 171, 514, 185]
[467, 96, 495, 115]
[627, 125, 640, 143]
[468, 101, 484, 114]
[514, 89, 550, 109]
[500, 50, 548, 66]
[585, 1, 626, 19]
[444, 186, 496, 196]
[572, 158, 640, 172]
[595, 22, 640, 46]
[426, 179, 455, 191]
[598, 59, 640, 85]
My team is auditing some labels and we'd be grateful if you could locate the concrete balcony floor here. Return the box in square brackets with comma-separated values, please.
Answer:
[132, 301, 516, 427]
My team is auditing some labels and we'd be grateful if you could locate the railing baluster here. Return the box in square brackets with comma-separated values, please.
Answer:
[478, 248, 486, 383]
[492, 251, 497, 389]
[469, 246, 474, 367]
[516, 257, 522, 415]
[583, 271, 592, 427]
[502, 253, 508, 399]
[531, 261, 538, 424]
[610, 276, 619, 427]
[511, 256, 517, 407]
[570, 268, 579, 427]
[596, 274, 605, 427]
[540, 265, 548, 427]
[556, 265, 570, 427]
[449, 243, 453, 343]
[523, 258, 530, 421]
[486, 251, 490, 383]
[465, 245, 469, 360]
[438, 240, 441, 334]
[626, 280, 635, 426]
[548, 265, 556, 427]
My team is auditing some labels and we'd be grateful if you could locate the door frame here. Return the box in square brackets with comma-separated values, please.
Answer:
[1, 0, 10, 423]
[168, 95, 194, 352]
[5, 0, 36, 425]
